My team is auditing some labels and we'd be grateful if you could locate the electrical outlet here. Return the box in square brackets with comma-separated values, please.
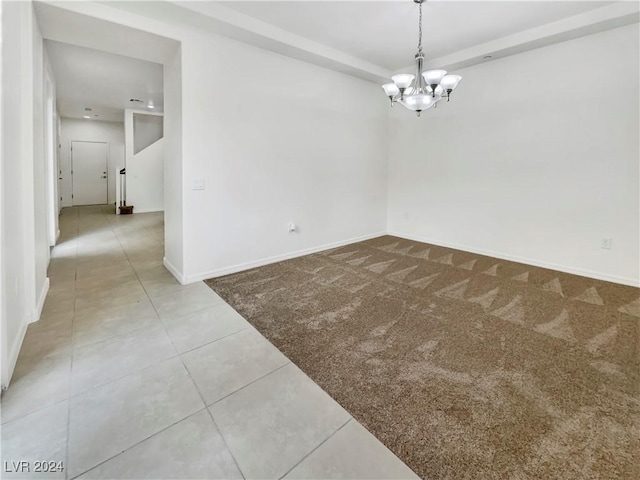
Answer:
[601, 237, 612, 249]
[192, 178, 206, 190]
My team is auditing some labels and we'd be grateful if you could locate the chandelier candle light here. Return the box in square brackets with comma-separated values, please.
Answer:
[382, 0, 462, 116]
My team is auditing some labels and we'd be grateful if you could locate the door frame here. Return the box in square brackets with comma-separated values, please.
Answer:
[70, 140, 109, 206]
[44, 66, 58, 246]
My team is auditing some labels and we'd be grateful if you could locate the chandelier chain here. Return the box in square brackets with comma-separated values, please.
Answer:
[417, 1, 423, 53]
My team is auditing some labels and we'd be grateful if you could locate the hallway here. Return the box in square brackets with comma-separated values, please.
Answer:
[1, 206, 416, 479]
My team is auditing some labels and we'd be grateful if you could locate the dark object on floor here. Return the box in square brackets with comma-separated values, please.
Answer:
[206, 235, 640, 480]
[119, 205, 134, 215]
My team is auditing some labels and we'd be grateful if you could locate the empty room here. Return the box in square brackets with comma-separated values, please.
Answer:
[1, 1, 638, 479]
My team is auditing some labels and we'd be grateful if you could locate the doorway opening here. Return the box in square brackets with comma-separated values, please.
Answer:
[1, 0, 182, 390]
[45, 38, 165, 214]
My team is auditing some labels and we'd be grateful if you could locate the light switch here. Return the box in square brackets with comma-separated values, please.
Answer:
[193, 178, 206, 190]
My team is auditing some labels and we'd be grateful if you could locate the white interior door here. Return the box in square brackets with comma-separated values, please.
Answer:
[71, 141, 108, 205]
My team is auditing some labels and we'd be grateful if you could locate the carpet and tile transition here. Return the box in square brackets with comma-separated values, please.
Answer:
[206, 236, 639, 479]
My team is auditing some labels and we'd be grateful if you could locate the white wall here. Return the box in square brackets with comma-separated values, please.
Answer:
[0, 0, 5, 389]
[59, 118, 124, 207]
[163, 47, 183, 275]
[44, 54, 60, 245]
[44, 2, 389, 285]
[1, 1, 52, 387]
[1, 0, 30, 387]
[124, 109, 164, 213]
[133, 113, 163, 154]
[36, 2, 389, 282]
[33, 8, 50, 318]
[180, 30, 389, 282]
[388, 23, 640, 286]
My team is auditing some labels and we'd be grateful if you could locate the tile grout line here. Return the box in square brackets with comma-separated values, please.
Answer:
[32, 207, 334, 480]
[66, 206, 165, 477]
[166, 288, 296, 479]
[101, 207, 249, 479]
[172, 324, 252, 356]
[177, 347, 247, 480]
[56, 219, 342, 479]
[72, 293, 243, 352]
[64, 206, 80, 480]
[204, 409, 247, 479]
[68, 206, 183, 478]
[207, 361, 291, 408]
[134, 228, 250, 480]
[205, 263, 374, 477]
[150, 295, 223, 321]
[70, 208, 181, 398]
[68, 353, 181, 399]
[2, 211, 82, 428]
[5, 323, 256, 423]
[68, 406, 211, 480]
[278, 417, 354, 480]
[125, 208, 300, 480]
[71, 309, 160, 350]
[69, 310, 160, 349]
[1, 397, 70, 427]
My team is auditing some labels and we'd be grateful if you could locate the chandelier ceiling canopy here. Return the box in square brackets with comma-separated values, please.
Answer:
[382, 0, 462, 116]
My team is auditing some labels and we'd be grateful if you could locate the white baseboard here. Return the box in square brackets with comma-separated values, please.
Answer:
[166, 229, 636, 287]
[163, 257, 187, 285]
[3, 318, 29, 389]
[133, 208, 164, 214]
[2, 279, 48, 388]
[184, 231, 387, 284]
[388, 231, 640, 287]
[31, 277, 50, 323]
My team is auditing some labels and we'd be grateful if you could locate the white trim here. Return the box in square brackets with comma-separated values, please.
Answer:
[126, 109, 164, 117]
[388, 231, 640, 288]
[163, 256, 187, 285]
[398, 4, 640, 75]
[184, 231, 387, 284]
[31, 277, 50, 323]
[4, 319, 29, 390]
[56, 229, 60, 242]
[171, 229, 639, 287]
[133, 208, 164, 214]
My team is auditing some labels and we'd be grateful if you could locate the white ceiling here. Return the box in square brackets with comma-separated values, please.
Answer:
[38, 0, 638, 105]
[220, 1, 613, 71]
[46, 40, 164, 122]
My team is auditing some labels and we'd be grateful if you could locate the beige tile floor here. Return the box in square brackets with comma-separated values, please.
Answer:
[1, 205, 419, 480]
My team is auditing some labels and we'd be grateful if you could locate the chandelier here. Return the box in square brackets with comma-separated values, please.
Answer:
[381, 0, 462, 116]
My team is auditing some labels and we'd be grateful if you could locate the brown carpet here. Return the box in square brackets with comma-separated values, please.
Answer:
[205, 236, 640, 479]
